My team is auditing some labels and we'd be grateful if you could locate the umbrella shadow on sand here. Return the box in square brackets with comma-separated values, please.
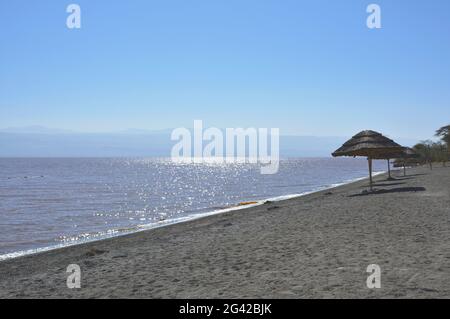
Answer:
[359, 181, 407, 188]
[392, 176, 417, 180]
[349, 187, 426, 197]
[401, 173, 428, 177]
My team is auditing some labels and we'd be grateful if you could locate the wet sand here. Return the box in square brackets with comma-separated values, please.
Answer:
[0, 165, 449, 298]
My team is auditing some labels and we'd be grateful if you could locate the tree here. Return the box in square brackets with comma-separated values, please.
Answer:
[435, 125, 450, 164]
[413, 141, 434, 169]
[432, 142, 448, 167]
[435, 125, 450, 145]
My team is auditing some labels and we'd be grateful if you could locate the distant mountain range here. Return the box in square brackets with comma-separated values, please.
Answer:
[0, 126, 419, 157]
[0, 126, 174, 135]
[0, 126, 75, 135]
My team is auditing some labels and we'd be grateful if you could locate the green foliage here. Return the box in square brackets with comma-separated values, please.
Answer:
[435, 125, 450, 144]
[413, 139, 448, 165]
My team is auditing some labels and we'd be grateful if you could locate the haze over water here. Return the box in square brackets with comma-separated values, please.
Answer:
[0, 158, 386, 258]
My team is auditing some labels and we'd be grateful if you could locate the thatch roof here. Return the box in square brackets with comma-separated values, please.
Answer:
[393, 159, 420, 168]
[332, 130, 404, 158]
[372, 147, 420, 160]
[392, 148, 420, 166]
[400, 147, 420, 159]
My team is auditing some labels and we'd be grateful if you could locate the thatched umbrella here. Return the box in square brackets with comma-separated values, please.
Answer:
[332, 130, 404, 191]
[393, 147, 420, 176]
[372, 148, 409, 180]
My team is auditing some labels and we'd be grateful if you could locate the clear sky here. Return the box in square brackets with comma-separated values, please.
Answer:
[1, 0, 449, 139]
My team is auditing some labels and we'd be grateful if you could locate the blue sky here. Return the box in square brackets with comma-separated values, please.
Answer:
[0, 0, 449, 139]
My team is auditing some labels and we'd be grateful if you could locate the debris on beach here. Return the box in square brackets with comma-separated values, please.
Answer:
[85, 248, 108, 257]
[237, 201, 258, 206]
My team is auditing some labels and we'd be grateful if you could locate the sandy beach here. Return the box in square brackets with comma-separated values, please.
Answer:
[0, 165, 449, 299]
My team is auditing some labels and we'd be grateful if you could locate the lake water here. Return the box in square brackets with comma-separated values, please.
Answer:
[0, 158, 387, 259]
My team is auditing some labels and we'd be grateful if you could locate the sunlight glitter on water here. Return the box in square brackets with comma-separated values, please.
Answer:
[0, 158, 387, 259]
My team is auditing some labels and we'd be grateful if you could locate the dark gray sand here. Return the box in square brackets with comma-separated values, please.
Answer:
[0, 165, 449, 298]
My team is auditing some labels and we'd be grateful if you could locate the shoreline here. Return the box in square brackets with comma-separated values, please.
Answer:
[0, 170, 386, 262]
[1, 165, 448, 298]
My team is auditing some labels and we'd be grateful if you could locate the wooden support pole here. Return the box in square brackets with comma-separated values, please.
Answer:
[387, 159, 391, 179]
